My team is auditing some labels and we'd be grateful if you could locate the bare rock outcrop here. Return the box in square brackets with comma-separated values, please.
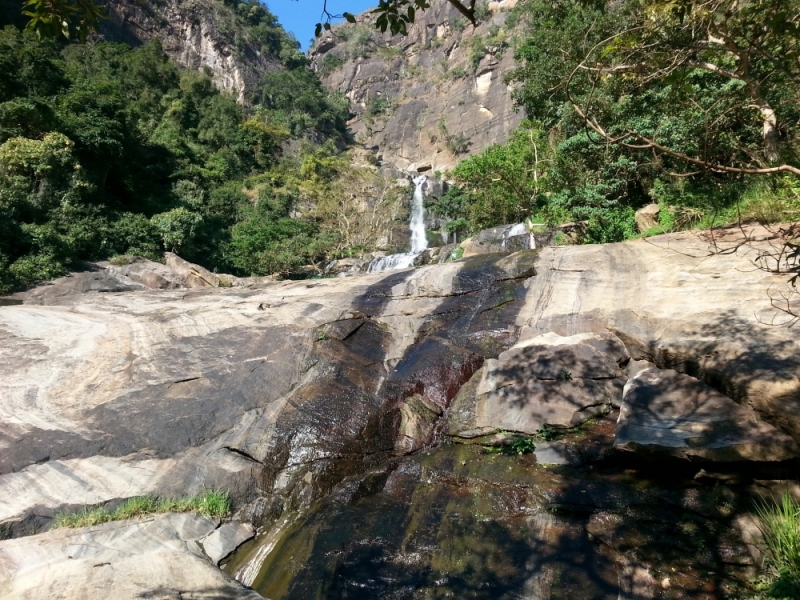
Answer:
[10, 254, 245, 305]
[102, 0, 279, 102]
[515, 226, 800, 442]
[310, 0, 523, 172]
[0, 513, 262, 599]
[2, 225, 799, 597]
[616, 366, 798, 461]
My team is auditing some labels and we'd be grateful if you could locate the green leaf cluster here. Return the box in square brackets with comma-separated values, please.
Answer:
[22, 0, 104, 42]
[433, 121, 553, 232]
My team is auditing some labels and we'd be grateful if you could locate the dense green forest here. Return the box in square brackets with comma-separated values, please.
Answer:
[2, 0, 800, 294]
[433, 0, 800, 243]
[0, 0, 365, 294]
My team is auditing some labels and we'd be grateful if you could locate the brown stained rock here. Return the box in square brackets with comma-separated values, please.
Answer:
[396, 393, 443, 453]
[635, 203, 661, 232]
[616, 367, 799, 461]
[494, 250, 539, 280]
[321, 317, 364, 340]
[445, 367, 484, 436]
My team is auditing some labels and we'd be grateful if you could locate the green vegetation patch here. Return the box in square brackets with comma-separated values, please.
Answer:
[752, 492, 800, 599]
[436, 0, 800, 246]
[0, 20, 353, 294]
[51, 491, 231, 529]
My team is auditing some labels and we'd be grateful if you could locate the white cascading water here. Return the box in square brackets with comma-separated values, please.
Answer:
[368, 176, 428, 273]
[501, 222, 528, 248]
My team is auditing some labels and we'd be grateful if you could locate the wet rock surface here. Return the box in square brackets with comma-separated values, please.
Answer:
[228, 441, 780, 599]
[1, 225, 799, 598]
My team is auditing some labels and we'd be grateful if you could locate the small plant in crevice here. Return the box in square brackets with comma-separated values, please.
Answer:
[437, 117, 470, 155]
[507, 436, 537, 455]
[559, 367, 573, 381]
[366, 96, 394, 117]
[51, 491, 231, 529]
[446, 246, 465, 262]
[108, 255, 135, 266]
[535, 424, 564, 442]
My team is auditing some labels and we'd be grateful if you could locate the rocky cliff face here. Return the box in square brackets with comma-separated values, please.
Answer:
[101, 0, 278, 102]
[310, 0, 524, 173]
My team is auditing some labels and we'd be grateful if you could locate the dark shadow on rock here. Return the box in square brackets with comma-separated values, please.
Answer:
[255, 256, 533, 508]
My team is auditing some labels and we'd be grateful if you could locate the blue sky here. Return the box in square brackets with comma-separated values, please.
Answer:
[265, 0, 378, 50]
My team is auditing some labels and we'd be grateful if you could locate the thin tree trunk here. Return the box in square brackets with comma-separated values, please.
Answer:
[757, 100, 779, 164]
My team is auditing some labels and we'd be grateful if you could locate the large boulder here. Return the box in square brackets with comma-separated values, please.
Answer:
[0, 513, 263, 599]
[448, 332, 629, 437]
[616, 367, 799, 461]
[635, 203, 660, 232]
[163, 252, 239, 287]
[515, 225, 800, 443]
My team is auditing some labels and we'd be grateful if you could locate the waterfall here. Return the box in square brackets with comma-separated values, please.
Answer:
[408, 175, 428, 254]
[501, 223, 528, 249]
[368, 176, 428, 273]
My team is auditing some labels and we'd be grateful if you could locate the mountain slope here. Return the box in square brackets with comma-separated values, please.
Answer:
[310, 0, 523, 173]
[101, 0, 283, 102]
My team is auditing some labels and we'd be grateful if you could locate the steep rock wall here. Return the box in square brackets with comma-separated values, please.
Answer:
[101, 0, 278, 102]
[310, 0, 524, 172]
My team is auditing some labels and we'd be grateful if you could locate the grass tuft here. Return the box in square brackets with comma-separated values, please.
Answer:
[108, 255, 134, 266]
[753, 491, 800, 598]
[52, 491, 231, 529]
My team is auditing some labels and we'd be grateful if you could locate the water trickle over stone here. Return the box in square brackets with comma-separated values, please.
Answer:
[368, 176, 428, 273]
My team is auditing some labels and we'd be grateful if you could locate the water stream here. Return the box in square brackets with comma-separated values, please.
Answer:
[368, 176, 428, 273]
[225, 415, 765, 599]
